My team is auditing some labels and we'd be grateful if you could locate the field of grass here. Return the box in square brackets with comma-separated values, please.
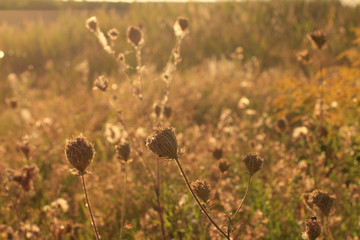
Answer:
[1, 1, 360, 239]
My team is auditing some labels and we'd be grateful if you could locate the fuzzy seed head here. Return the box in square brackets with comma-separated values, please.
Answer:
[65, 136, 95, 174]
[146, 126, 178, 160]
[305, 217, 322, 240]
[115, 142, 130, 163]
[310, 190, 335, 216]
[127, 26, 143, 47]
[86, 16, 98, 32]
[242, 152, 263, 176]
[191, 180, 210, 203]
[309, 30, 327, 50]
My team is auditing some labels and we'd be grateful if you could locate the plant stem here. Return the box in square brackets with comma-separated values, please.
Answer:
[174, 158, 229, 240]
[326, 216, 335, 240]
[119, 164, 128, 240]
[156, 158, 167, 240]
[232, 176, 252, 219]
[81, 174, 101, 240]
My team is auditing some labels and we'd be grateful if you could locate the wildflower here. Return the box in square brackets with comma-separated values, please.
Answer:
[191, 180, 210, 203]
[127, 26, 143, 47]
[146, 126, 178, 160]
[292, 126, 308, 139]
[115, 142, 131, 163]
[242, 153, 263, 176]
[64, 136, 95, 175]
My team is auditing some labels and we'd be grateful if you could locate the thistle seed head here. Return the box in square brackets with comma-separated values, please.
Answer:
[127, 26, 143, 47]
[64, 136, 95, 175]
[146, 126, 178, 160]
[308, 30, 327, 50]
[86, 16, 98, 32]
[115, 142, 131, 163]
[305, 216, 322, 240]
[191, 180, 210, 203]
[242, 152, 263, 176]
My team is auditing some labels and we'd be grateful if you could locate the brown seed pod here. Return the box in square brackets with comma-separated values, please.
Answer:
[242, 152, 263, 176]
[115, 142, 130, 163]
[64, 136, 95, 175]
[191, 180, 210, 203]
[86, 16, 98, 32]
[308, 30, 327, 50]
[305, 216, 322, 240]
[146, 126, 178, 160]
[212, 147, 223, 160]
[127, 26, 143, 47]
[218, 159, 230, 173]
[310, 190, 335, 216]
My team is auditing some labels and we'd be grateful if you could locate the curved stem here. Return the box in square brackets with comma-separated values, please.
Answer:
[81, 174, 101, 240]
[119, 164, 128, 240]
[232, 176, 252, 219]
[174, 158, 229, 240]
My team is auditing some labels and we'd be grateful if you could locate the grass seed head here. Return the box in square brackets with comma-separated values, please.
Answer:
[65, 136, 95, 175]
[305, 216, 322, 240]
[191, 180, 210, 203]
[127, 26, 143, 47]
[308, 30, 327, 50]
[115, 142, 131, 163]
[242, 152, 263, 176]
[86, 16, 98, 32]
[146, 126, 178, 160]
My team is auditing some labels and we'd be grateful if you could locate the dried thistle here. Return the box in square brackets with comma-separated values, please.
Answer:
[115, 142, 131, 163]
[86, 16, 98, 32]
[146, 126, 178, 160]
[308, 30, 327, 50]
[310, 190, 335, 216]
[64, 136, 95, 175]
[212, 147, 223, 160]
[8, 164, 38, 192]
[93, 75, 108, 91]
[127, 26, 143, 47]
[174, 17, 189, 37]
[218, 159, 230, 173]
[242, 152, 263, 176]
[305, 216, 322, 240]
[107, 28, 119, 41]
[191, 180, 210, 203]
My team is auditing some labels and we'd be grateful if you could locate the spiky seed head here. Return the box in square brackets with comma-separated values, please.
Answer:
[242, 152, 263, 176]
[191, 180, 210, 203]
[219, 159, 230, 173]
[174, 17, 189, 37]
[127, 26, 143, 47]
[212, 147, 223, 160]
[308, 30, 327, 50]
[64, 136, 95, 175]
[107, 28, 119, 40]
[310, 190, 335, 216]
[86, 16, 98, 32]
[164, 106, 172, 118]
[93, 75, 108, 91]
[146, 126, 178, 160]
[115, 142, 130, 163]
[305, 217, 322, 240]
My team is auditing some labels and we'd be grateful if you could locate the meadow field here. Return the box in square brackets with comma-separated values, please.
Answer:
[0, 1, 360, 239]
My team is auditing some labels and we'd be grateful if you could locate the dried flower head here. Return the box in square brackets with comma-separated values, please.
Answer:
[308, 30, 327, 50]
[146, 126, 178, 160]
[8, 164, 38, 192]
[275, 117, 288, 133]
[6, 97, 18, 109]
[212, 147, 223, 160]
[127, 26, 143, 47]
[174, 17, 189, 37]
[93, 75, 108, 91]
[115, 142, 130, 163]
[242, 152, 263, 176]
[218, 159, 230, 173]
[191, 180, 210, 203]
[86, 16, 98, 32]
[305, 216, 322, 240]
[107, 28, 119, 40]
[64, 136, 95, 175]
[310, 190, 335, 216]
